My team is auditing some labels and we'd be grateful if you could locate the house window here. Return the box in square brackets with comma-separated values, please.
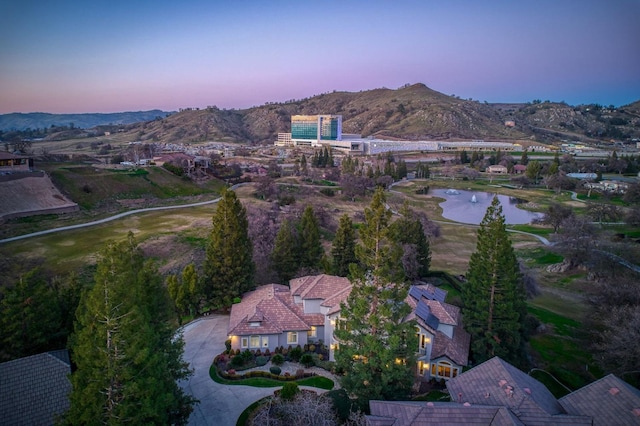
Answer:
[418, 361, 428, 376]
[241, 337, 248, 348]
[250, 335, 260, 348]
[262, 336, 269, 348]
[434, 361, 453, 378]
[287, 332, 298, 344]
[307, 326, 317, 338]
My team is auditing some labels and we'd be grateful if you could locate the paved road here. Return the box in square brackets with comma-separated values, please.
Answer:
[179, 315, 276, 426]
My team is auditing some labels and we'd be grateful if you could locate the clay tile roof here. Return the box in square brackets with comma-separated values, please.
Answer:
[446, 357, 591, 425]
[424, 299, 459, 325]
[0, 351, 71, 425]
[559, 374, 640, 426]
[290, 274, 351, 300]
[431, 326, 470, 366]
[228, 284, 310, 336]
[322, 285, 353, 315]
[368, 400, 524, 426]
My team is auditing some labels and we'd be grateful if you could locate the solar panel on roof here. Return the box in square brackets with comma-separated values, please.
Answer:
[415, 301, 440, 330]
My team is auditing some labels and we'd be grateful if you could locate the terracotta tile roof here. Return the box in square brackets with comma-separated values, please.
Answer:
[368, 400, 524, 426]
[0, 351, 71, 425]
[321, 285, 352, 315]
[228, 284, 310, 336]
[290, 274, 351, 300]
[431, 326, 471, 366]
[559, 374, 640, 426]
[446, 357, 591, 425]
[424, 299, 458, 325]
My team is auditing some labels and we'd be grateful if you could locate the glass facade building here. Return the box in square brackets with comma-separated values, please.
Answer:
[291, 115, 342, 141]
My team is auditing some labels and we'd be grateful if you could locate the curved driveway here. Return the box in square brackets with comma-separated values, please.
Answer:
[179, 315, 275, 426]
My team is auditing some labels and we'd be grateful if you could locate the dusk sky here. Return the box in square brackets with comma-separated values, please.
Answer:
[1, 0, 639, 114]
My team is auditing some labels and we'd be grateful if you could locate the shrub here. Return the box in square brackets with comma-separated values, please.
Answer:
[280, 382, 300, 401]
[256, 356, 268, 367]
[232, 297, 241, 304]
[320, 187, 335, 197]
[255, 349, 262, 356]
[241, 349, 253, 362]
[318, 354, 324, 361]
[230, 355, 245, 367]
[227, 369, 236, 376]
[271, 354, 284, 366]
[270, 366, 282, 375]
[308, 344, 316, 353]
[264, 348, 271, 356]
[225, 339, 232, 353]
[300, 353, 315, 368]
[289, 346, 303, 362]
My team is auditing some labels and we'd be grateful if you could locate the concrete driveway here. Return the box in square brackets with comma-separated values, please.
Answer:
[179, 315, 275, 426]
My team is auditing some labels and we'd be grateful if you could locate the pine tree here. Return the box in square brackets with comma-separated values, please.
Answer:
[299, 205, 323, 270]
[300, 154, 308, 175]
[390, 203, 431, 281]
[335, 187, 416, 410]
[204, 188, 255, 308]
[462, 197, 527, 367]
[271, 218, 300, 283]
[520, 149, 529, 166]
[331, 214, 357, 277]
[167, 263, 202, 323]
[66, 233, 194, 425]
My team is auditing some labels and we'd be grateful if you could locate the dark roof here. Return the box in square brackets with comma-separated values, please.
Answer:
[446, 357, 591, 425]
[368, 400, 524, 426]
[0, 351, 71, 425]
[559, 374, 640, 426]
[0, 152, 28, 160]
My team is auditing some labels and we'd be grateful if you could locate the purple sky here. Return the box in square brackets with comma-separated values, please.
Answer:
[1, 0, 639, 114]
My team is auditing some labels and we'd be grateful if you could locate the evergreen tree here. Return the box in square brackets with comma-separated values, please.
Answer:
[66, 233, 194, 425]
[335, 187, 416, 410]
[167, 263, 202, 323]
[520, 149, 529, 165]
[397, 159, 408, 179]
[470, 151, 479, 167]
[299, 205, 323, 270]
[300, 154, 308, 175]
[331, 214, 357, 277]
[204, 188, 255, 308]
[462, 197, 527, 367]
[271, 219, 300, 283]
[460, 150, 469, 164]
[390, 203, 431, 280]
[327, 147, 335, 167]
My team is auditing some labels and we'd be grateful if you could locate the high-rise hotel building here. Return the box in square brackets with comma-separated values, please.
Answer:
[276, 115, 342, 148]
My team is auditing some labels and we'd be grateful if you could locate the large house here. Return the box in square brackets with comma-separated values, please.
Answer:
[227, 275, 351, 353]
[367, 356, 640, 425]
[0, 152, 31, 173]
[227, 275, 470, 380]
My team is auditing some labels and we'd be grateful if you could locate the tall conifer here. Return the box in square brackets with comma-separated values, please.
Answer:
[271, 218, 300, 283]
[204, 188, 255, 307]
[462, 197, 527, 366]
[331, 214, 357, 277]
[299, 205, 323, 270]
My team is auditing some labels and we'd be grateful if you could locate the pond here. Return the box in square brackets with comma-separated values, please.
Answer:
[432, 189, 542, 225]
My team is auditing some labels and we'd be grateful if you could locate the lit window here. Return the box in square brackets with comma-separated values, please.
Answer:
[287, 332, 298, 344]
[250, 335, 260, 348]
[307, 326, 317, 338]
[241, 337, 248, 348]
[262, 337, 269, 348]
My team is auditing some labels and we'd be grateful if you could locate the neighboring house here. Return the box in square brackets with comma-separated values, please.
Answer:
[0, 152, 31, 173]
[367, 356, 640, 425]
[559, 374, 640, 426]
[0, 350, 72, 425]
[407, 284, 470, 381]
[228, 276, 471, 379]
[487, 165, 508, 174]
[227, 275, 351, 356]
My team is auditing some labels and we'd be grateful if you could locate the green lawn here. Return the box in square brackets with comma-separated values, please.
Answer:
[209, 365, 334, 390]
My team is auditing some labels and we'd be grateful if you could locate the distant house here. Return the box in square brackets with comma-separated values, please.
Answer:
[513, 164, 527, 174]
[0, 152, 31, 173]
[0, 351, 72, 425]
[228, 276, 470, 379]
[486, 165, 508, 174]
[367, 356, 640, 425]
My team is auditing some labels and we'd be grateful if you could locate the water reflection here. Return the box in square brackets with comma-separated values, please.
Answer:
[432, 189, 542, 225]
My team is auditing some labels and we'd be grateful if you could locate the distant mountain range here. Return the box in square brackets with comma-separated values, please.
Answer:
[0, 110, 171, 131]
[2, 84, 639, 144]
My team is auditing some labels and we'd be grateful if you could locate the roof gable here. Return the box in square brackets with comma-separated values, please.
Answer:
[559, 373, 640, 425]
[289, 274, 351, 300]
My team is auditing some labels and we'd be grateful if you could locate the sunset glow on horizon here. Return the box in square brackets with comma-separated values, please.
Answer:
[1, 0, 639, 114]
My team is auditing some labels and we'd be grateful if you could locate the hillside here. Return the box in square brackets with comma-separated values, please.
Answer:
[122, 84, 640, 145]
[0, 110, 171, 131]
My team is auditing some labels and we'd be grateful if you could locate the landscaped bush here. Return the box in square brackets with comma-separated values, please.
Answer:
[289, 345, 303, 362]
[300, 353, 314, 368]
[308, 344, 316, 353]
[230, 355, 245, 367]
[270, 366, 282, 375]
[280, 382, 300, 400]
[256, 356, 268, 367]
[225, 339, 231, 353]
[271, 354, 284, 366]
